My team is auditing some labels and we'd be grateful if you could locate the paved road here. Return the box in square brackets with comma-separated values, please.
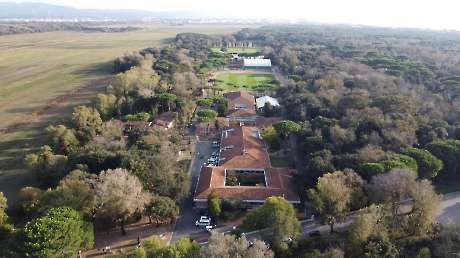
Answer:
[437, 191, 460, 224]
[195, 191, 460, 245]
[170, 140, 214, 243]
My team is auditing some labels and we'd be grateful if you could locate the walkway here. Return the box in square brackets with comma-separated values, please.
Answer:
[170, 140, 214, 243]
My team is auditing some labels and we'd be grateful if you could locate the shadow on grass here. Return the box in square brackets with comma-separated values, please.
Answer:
[72, 60, 114, 77]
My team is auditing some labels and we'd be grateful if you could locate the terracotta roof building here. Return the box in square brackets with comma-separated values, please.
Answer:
[224, 91, 257, 124]
[153, 111, 177, 130]
[194, 124, 300, 208]
[194, 166, 299, 207]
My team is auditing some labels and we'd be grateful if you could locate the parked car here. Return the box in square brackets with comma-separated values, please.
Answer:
[195, 216, 211, 227]
[208, 157, 218, 163]
[205, 224, 217, 232]
[211, 141, 220, 148]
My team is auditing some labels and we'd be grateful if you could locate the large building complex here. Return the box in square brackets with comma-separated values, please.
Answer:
[194, 91, 300, 209]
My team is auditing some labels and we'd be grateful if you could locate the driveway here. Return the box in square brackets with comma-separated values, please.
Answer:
[437, 191, 460, 224]
[170, 140, 214, 243]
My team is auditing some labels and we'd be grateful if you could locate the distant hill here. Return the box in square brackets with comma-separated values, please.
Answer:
[0, 2, 201, 20]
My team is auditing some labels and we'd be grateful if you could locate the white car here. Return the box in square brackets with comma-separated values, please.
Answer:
[195, 216, 211, 227]
[208, 157, 217, 163]
[205, 225, 215, 232]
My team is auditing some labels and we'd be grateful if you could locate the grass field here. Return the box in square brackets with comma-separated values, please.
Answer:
[211, 47, 261, 54]
[0, 24, 250, 203]
[214, 71, 280, 91]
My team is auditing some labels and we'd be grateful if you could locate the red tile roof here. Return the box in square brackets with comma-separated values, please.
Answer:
[195, 124, 299, 204]
[154, 111, 177, 124]
[219, 126, 271, 168]
[224, 91, 255, 107]
[224, 91, 255, 112]
[226, 108, 256, 117]
[194, 166, 300, 203]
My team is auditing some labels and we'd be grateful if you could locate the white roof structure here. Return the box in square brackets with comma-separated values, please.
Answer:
[243, 58, 272, 67]
[256, 96, 280, 109]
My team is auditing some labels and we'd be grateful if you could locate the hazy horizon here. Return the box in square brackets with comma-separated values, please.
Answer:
[1, 0, 460, 31]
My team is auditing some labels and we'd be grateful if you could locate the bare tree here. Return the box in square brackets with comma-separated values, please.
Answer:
[95, 168, 150, 235]
[369, 168, 440, 236]
[369, 169, 415, 230]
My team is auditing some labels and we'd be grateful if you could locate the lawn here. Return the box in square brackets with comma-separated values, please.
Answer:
[214, 72, 279, 92]
[211, 47, 261, 54]
[0, 24, 249, 203]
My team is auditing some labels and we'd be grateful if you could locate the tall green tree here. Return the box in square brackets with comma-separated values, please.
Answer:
[0, 192, 13, 240]
[347, 205, 385, 257]
[0, 193, 7, 226]
[208, 191, 221, 220]
[94, 93, 117, 120]
[40, 171, 96, 216]
[22, 207, 94, 258]
[157, 93, 177, 112]
[308, 171, 364, 233]
[110, 67, 160, 114]
[273, 120, 301, 139]
[262, 126, 282, 151]
[142, 236, 201, 258]
[404, 148, 443, 178]
[72, 105, 102, 143]
[242, 196, 300, 249]
[16, 187, 43, 217]
[145, 195, 179, 225]
[426, 139, 460, 176]
[46, 125, 79, 154]
[24, 145, 68, 186]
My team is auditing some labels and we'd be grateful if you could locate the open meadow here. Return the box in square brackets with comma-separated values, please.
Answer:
[0, 24, 248, 202]
[214, 71, 280, 92]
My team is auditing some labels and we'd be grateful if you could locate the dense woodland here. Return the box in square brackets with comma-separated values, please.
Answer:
[2, 25, 460, 257]
[0, 22, 140, 35]
[238, 26, 460, 257]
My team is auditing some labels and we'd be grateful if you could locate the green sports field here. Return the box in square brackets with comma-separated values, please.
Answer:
[214, 72, 280, 92]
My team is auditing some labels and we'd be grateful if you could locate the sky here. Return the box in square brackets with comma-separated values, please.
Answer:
[3, 0, 460, 30]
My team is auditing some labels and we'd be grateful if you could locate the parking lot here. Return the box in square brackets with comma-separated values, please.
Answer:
[170, 139, 218, 243]
[203, 140, 221, 167]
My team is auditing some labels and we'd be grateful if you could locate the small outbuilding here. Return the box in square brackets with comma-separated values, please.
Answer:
[153, 111, 177, 130]
[243, 58, 272, 71]
[256, 96, 280, 111]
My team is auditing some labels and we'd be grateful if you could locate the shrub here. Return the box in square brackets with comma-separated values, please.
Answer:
[197, 109, 218, 122]
[358, 163, 386, 180]
[196, 98, 214, 107]
[123, 112, 150, 121]
[405, 148, 443, 179]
